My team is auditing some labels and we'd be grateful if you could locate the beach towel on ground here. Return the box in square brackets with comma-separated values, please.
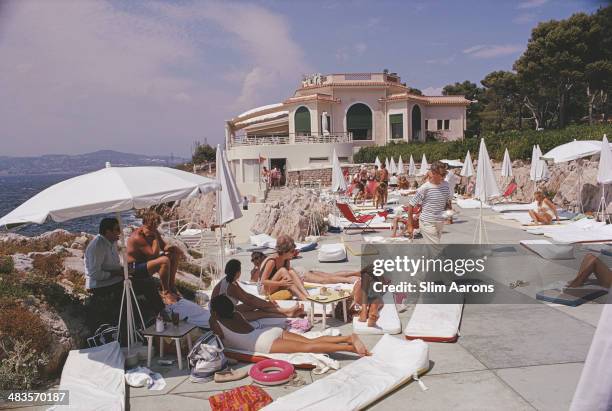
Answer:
[404, 304, 464, 343]
[536, 282, 608, 307]
[209, 385, 272, 411]
[224, 347, 340, 372]
[262, 335, 429, 411]
[51, 341, 125, 411]
[491, 202, 536, 213]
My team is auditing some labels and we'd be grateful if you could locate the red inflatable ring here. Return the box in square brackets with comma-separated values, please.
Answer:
[249, 359, 294, 386]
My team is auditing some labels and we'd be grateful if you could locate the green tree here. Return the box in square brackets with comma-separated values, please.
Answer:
[191, 142, 216, 164]
[480, 71, 522, 133]
[584, 6, 612, 124]
[443, 81, 485, 138]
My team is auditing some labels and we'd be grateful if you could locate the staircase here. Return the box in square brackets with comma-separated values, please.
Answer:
[265, 186, 290, 203]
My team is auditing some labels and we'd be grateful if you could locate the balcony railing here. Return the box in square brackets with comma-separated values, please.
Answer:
[229, 132, 353, 148]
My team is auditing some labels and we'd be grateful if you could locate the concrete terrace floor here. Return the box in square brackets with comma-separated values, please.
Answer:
[13, 205, 605, 411]
[125, 206, 605, 411]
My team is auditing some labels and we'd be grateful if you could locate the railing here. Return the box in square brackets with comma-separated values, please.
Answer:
[229, 132, 353, 148]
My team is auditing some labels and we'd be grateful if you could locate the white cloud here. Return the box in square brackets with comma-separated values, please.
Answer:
[422, 86, 444, 96]
[425, 56, 455, 65]
[513, 13, 536, 24]
[0, 0, 308, 156]
[463, 44, 523, 58]
[336, 42, 368, 62]
[517, 0, 548, 9]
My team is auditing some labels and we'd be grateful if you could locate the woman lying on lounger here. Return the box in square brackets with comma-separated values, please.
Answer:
[212, 259, 304, 320]
[529, 191, 558, 225]
[258, 235, 360, 300]
[566, 253, 612, 289]
[210, 295, 370, 356]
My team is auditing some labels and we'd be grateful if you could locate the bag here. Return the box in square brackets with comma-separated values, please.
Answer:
[188, 331, 227, 383]
[87, 324, 118, 348]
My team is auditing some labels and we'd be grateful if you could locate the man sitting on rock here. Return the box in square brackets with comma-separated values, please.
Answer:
[127, 210, 183, 304]
[84, 217, 165, 332]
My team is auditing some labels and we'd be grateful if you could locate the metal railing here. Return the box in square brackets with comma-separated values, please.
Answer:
[229, 132, 353, 148]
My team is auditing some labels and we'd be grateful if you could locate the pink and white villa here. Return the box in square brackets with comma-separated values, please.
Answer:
[225, 71, 470, 197]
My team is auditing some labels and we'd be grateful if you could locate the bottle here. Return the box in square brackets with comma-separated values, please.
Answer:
[155, 313, 165, 333]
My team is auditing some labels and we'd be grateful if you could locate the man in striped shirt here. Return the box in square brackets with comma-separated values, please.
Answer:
[402, 161, 453, 243]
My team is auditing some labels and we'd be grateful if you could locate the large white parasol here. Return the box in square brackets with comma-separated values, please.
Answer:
[216, 145, 242, 225]
[501, 148, 513, 178]
[596, 134, 611, 222]
[390, 157, 397, 175]
[331, 148, 348, 192]
[374, 156, 381, 168]
[460, 151, 474, 178]
[473, 139, 500, 244]
[408, 155, 416, 176]
[541, 139, 611, 163]
[397, 155, 404, 175]
[385, 157, 390, 170]
[417, 154, 429, 176]
[0, 165, 221, 350]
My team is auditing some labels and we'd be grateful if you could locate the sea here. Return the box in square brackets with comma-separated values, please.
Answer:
[0, 173, 139, 237]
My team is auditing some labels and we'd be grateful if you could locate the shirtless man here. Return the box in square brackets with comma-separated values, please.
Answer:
[378, 163, 389, 206]
[127, 210, 183, 303]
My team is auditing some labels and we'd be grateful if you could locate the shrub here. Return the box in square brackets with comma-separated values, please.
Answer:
[0, 231, 77, 255]
[353, 124, 612, 164]
[0, 275, 28, 302]
[31, 253, 64, 278]
[21, 273, 76, 310]
[0, 338, 49, 390]
[176, 280, 198, 301]
[0, 255, 14, 274]
[0, 305, 51, 360]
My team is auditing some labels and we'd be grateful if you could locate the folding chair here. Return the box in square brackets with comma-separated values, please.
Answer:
[491, 181, 518, 204]
[336, 202, 388, 233]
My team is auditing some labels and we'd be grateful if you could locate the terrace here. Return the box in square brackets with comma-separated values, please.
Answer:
[229, 132, 353, 148]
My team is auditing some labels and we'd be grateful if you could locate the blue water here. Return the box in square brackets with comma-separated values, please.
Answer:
[0, 173, 138, 237]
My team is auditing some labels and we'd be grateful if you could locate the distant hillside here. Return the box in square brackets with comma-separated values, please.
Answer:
[0, 150, 190, 176]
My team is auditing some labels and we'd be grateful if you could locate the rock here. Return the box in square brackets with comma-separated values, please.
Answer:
[11, 253, 33, 272]
[70, 234, 91, 250]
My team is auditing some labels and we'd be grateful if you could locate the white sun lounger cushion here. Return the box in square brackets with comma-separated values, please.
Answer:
[492, 202, 536, 213]
[250, 233, 316, 251]
[318, 243, 347, 262]
[456, 198, 491, 209]
[526, 218, 603, 236]
[520, 239, 575, 260]
[404, 304, 464, 342]
[352, 303, 402, 335]
[262, 335, 429, 411]
[52, 341, 125, 411]
[550, 224, 612, 244]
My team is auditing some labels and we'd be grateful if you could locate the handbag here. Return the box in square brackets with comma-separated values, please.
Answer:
[188, 331, 227, 383]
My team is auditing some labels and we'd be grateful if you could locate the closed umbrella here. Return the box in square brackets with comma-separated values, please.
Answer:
[529, 145, 539, 182]
[331, 148, 348, 192]
[374, 156, 381, 168]
[216, 145, 242, 225]
[596, 134, 611, 223]
[537, 145, 549, 180]
[460, 151, 474, 178]
[417, 154, 429, 176]
[501, 148, 513, 178]
[473, 139, 500, 244]
[408, 155, 416, 176]
[385, 157, 390, 171]
[397, 155, 404, 175]
[0, 165, 220, 351]
[390, 157, 397, 175]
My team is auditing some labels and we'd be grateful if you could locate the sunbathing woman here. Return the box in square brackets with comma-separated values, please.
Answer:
[566, 253, 612, 289]
[210, 295, 370, 356]
[529, 191, 558, 225]
[212, 259, 304, 320]
[258, 235, 361, 300]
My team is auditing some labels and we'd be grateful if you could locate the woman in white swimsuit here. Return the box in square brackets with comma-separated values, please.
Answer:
[211, 259, 304, 320]
[210, 295, 369, 356]
[529, 191, 558, 225]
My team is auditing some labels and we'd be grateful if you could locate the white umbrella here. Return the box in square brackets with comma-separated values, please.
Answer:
[397, 155, 404, 175]
[529, 145, 540, 182]
[596, 134, 611, 222]
[0, 165, 220, 350]
[441, 159, 464, 168]
[460, 151, 474, 178]
[216, 145, 242, 225]
[408, 155, 416, 176]
[331, 148, 348, 192]
[390, 157, 397, 175]
[385, 157, 390, 170]
[473, 139, 500, 244]
[537, 145, 549, 180]
[501, 148, 513, 178]
[541, 139, 610, 163]
[321, 111, 329, 135]
[374, 156, 381, 168]
[417, 154, 429, 176]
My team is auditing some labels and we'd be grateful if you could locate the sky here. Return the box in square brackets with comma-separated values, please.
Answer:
[0, 0, 606, 157]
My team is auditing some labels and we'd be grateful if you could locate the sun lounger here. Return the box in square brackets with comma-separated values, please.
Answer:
[52, 341, 125, 411]
[536, 284, 608, 306]
[520, 239, 575, 260]
[352, 302, 402, 335]
[328, 213, 392, 230]
[491, 202, 536, 213]
[336, 203, 390, 233]
[250, 233, 317, 252]
[363, 236, 413, 243]
[262, 335, 429, 411]
[456, 198, 491, 209]
[550, 224, 612, 244]
[526, 218, 602, 236]
[318, 243, 347, 262]
[404, 303, 464, 343]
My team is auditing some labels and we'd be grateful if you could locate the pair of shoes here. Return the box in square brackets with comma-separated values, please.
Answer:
[214, 368, 248, 383]
[509, 280, 529, 289]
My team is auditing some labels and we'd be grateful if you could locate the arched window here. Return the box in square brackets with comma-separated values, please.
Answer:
[412, 105, 422, 140]
[346, 103, 372, 140]
[294, 106, 311, 136]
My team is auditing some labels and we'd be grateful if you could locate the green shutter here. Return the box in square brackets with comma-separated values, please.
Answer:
[295, 107, 311, 134]
[347, 104, 372, 130]
[390, 114, 402, 124]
